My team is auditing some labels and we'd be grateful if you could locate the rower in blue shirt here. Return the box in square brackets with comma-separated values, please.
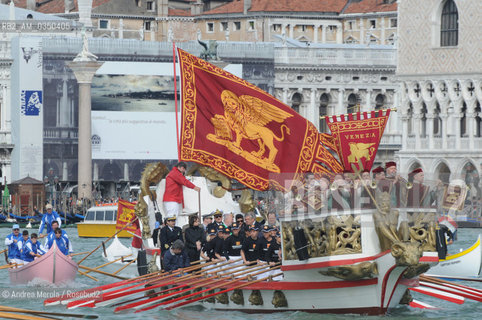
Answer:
[45, 229, 71, 256]
[4, 224, 21, 263]
[38, 204, 61, 238]
[16, 230, 30, 262]
[43, 220, 71, 253]
[21, 233, 44, 263]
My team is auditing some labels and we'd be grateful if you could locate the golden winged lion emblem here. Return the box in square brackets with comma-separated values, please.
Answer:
[347, 142, 376, 164]
[207, 90, 293, 172]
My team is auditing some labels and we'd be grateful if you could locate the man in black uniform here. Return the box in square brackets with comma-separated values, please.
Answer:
[207, 210, 225, 231]
[258, 225, 274, 264]
[159, 216, 182, 258]
[266, 232, 281, 265]
[201, 226, 225, 262]
[223, 222, 244, 259]
[241, 225, 260, 265]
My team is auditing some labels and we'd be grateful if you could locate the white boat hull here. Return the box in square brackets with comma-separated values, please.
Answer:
[426, 235, 482, 278]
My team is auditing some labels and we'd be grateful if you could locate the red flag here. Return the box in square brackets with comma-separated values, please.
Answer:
[325, 110, 390, 172]
[177, 48, 342, 191]
[116, 199, 137, 233]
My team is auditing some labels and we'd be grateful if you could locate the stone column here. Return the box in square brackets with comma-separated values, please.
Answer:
[124, 163, 129, 181]
[313, 24, 319, 43]
[413, 111, 422, 150]
[441, 113, 448, 149]
[426, 113, 434, 149]
[454, 112, 462, 149]
[336, 25, 343, 44]
[310, 88, 317, 128]
[467, 111, 475, 149]
[359, 20, 364, 44]
[289, 24, 294, 39]
[365, 89, 372, 112]
[321, 25, 327, 43]
[401, 115, 409, 149]
[338, 89, 345, 114]
[1, 84, 6, 130]
[380, 17, 386, 44]
[282, 88, 289, 105]
[67, 59, 103, 202]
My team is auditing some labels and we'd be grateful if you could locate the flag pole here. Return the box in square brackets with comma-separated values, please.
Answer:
[172, 42, 180, 161]
[320, 107, 397, 120]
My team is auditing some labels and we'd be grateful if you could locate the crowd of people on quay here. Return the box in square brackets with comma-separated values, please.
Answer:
[4, 203, 72, 266]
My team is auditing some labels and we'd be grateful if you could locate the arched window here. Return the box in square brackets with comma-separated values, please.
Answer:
[319, 93, 330, 133]
[476, 102, 481, 138]
[461, 103, 467, 137]
[421, 103, 427, 137]
[347, 93, 358, 114]
[375, 94, 385, 110]
[407, 103, 413, 134]
[291, 92, 302, 114]
[441, 0, 458, 47]
[433, 103, 442, 135]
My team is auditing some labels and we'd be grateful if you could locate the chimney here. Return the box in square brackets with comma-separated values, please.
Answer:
[243, 0, 251, 15]
[78, 0, 93, 27]
[191, 0, 203, 16]
[65, 0, 75, 13]
[157, 0, 168, 17]
[27, 0, 36, 11]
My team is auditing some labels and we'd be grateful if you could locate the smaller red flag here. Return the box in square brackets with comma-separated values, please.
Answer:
[116, 199, 137, 233]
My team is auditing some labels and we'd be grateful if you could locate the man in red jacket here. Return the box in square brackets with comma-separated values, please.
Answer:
[163, 162, 200, 219]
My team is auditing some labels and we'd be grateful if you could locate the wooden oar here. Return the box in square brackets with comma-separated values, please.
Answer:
[0, 312, 56, 320]
[47, 260, 212, 306]
[108, 260, 257, 309]
[409, 286, 465, 304]
[409, 299, 439, 310]
[70, 251, 90, 257]
[166, 271, 283, 310]
[0, 248, 7, 255]
[77, 270, 99, 282]
[420, 275, 482, 294]
[78, 265, 128, 280]
[80, 259, 241, 309]
[82, 255, 129, 275]
[419, 281, 482, 302]
[136, 266, 281, 313]
[116, 263, 272, 313]
[112, 260, 249, 312]
[112, 257, 137, 275]
[77, 217, 138, 264]
[0, 263, 23, 270]
[45, 269, 166, 306]
[67, 260, 222, 309]
[0, 306, 98, 319]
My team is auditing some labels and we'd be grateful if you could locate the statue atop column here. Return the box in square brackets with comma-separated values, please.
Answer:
[74, 28, 98, 62]
[197, 29, 219, 61]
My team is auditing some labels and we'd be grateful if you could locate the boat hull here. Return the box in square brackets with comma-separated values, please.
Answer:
[9, 243, 78, 285]
[426, 235, 482, 278]
[77, 222, 132, 238]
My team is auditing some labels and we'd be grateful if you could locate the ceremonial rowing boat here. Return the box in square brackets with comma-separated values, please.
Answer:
[9, 242, 78, 285]
[425, 234, 482, 279]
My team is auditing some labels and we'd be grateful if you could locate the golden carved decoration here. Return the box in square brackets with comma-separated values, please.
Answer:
[239, 189, 256, 213]
[272, 290, 288, 308]
[399, 289, 413, 305]
[403, 263, 430, 279]
[186, 164, 231, 198]
[281, 214, 362, 260]
[207, 90, 293, 173]
[205, 289, 216, 303]
[135, 162, 168, 239]
[319, 261, 378, 281]
[230, 289, 244, 305]
[391, 241, 423, 266]
[248, 290, 263, 306]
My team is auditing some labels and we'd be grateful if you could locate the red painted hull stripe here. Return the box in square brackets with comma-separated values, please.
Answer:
[189, 278, 378, 290]
[281, 250, 391, 271]
[419, 256, 438, 262]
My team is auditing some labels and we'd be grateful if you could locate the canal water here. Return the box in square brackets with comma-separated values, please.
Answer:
[0, 226, 480, 319]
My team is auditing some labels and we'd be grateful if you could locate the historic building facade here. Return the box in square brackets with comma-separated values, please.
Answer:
[396, 0, 482, 184]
